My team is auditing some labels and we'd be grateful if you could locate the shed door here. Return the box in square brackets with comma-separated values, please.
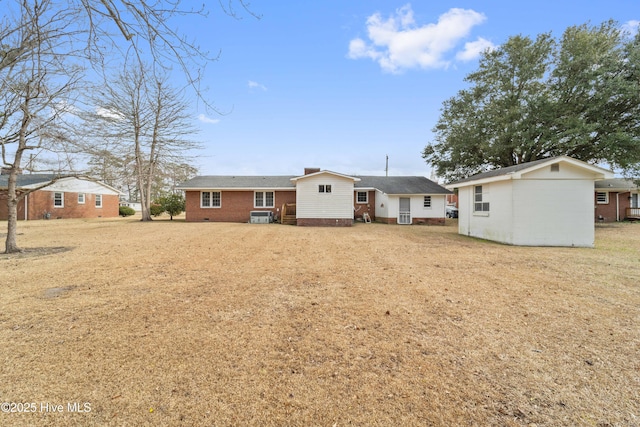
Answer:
[398, 198, 411, 224]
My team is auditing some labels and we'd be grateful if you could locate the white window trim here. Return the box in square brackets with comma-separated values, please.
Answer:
[596, 192, 609, 204]
[54, 192, 64, 208]
[254, 191, 275, 208]
[356, 191, 368, 204]
[319, 184, 332, 194]
[95, 194, 102, 208]
[78, 193, 85, 204]
[200, 191, 222, 208]
[473, 185, 490, 216]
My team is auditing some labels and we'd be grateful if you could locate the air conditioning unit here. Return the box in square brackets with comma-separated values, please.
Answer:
[250, 211, 273, 224]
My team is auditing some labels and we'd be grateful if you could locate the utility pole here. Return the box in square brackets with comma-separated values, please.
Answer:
[385, 155, 388, 177]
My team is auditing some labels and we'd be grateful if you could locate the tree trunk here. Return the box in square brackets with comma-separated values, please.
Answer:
[5, 170, 22, 253]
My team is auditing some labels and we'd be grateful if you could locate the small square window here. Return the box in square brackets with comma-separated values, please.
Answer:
[357, 191, 368, 203]
[550, 164, 560, 172]
[596, 192, 608, 204]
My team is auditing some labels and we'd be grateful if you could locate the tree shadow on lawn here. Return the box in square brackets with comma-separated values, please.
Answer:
[0, 246, 73, 259]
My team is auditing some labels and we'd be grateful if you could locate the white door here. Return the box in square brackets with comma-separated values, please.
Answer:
[398, 198, 411, 224]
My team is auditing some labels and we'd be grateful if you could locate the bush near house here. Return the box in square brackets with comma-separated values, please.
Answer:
[150, 203, 165, 217]
[154, 194, 185, 220]
[119, 206, 136, 217]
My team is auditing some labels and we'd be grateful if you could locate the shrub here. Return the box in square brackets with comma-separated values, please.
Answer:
[119, 206, 136, 217]
[150, 203, 165, 217]
[154, 194, 185, 220]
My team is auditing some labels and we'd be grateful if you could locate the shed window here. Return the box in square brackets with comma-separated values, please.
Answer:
[596, 192, 609, 204]
[319, 185, 332, 193]
[356, 191, 368, 203]
[550, 164, 560, 172]
[54, 192, 64, 208]
[474, 186, 490, 212]
[423, 196, 432, 208]
[201, 191, 221, 208]
[255, 191, 274, 208]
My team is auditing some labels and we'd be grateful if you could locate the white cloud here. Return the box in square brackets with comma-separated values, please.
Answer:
[455, 37, 496, 61]
[348, 5, 488, 73]
[622, 20, 639, 36]
[96, 106, 123, 120]
[198, 114, 220, 124]
[248, 80, 267, 91]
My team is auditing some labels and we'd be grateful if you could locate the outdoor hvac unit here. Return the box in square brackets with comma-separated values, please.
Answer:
[250, 211, 273, 224]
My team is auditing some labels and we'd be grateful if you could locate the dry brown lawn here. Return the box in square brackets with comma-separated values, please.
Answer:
[1, 216, 639, 426]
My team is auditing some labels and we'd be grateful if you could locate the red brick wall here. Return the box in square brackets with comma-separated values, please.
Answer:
[0, 190, 119, 220]
[375, 216, 445, 225]
[297, 218, 352, 227]
[185, 190, 296, 222]
[594, 191, 630, 222]
[353, 190, 376, 221]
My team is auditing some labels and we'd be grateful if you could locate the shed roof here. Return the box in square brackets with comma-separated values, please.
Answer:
[447, 156, 613, 187]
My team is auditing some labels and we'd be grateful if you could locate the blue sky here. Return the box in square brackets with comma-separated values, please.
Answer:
[185, 1, 639, 178]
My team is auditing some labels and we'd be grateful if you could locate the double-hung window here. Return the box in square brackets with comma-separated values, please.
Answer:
[201, 191, 221, 208]
[95, 194, 102, 208]
[54, 192, 64, 208]
[356, 191, 368, 203]
[474, 186, 490, 212]
[255, 191, 275, 208]
[78, 193, 85, 204]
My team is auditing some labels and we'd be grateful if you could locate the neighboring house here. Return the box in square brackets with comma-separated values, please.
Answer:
[119, 200, 142, 212]
[594, 178, 640, 222]
[446, 156, 613, 247]
[0, 174, 122, 220]
[176, 168, 451, 226]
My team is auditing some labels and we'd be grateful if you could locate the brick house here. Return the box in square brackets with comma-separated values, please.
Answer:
[594, 178, 640, 222]
[0, 174, 122, 220]
[177, 168, 451, 226]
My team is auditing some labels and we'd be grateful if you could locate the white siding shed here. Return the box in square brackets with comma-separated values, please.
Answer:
[447, 156, 613, 247]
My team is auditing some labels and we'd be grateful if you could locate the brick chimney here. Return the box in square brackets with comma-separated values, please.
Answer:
[304, 168, 321, 175]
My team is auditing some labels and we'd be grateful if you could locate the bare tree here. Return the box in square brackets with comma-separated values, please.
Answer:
[85, 64, 200, 221]
[1, 0, 256, 252]
[1, 0, 83, 253]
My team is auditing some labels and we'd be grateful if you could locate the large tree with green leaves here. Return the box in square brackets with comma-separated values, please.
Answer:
[423, 21, 640, 182]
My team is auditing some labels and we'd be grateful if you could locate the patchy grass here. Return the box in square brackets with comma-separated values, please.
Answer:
[1, 218, 639, 426]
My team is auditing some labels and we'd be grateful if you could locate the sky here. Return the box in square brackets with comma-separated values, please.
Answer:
[181, 1, 639, 178]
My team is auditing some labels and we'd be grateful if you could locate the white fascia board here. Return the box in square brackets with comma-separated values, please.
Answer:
[291, 170, 361, 182]
[445, 174, 513, 190]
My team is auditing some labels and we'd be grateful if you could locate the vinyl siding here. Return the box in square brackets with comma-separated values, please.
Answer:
[295, 174, 354, 219]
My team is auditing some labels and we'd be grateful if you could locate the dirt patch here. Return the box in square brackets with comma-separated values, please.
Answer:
[0, 216, 638, 426]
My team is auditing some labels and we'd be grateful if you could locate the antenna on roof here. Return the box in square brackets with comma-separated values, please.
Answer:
[385, 155, 389, 177]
